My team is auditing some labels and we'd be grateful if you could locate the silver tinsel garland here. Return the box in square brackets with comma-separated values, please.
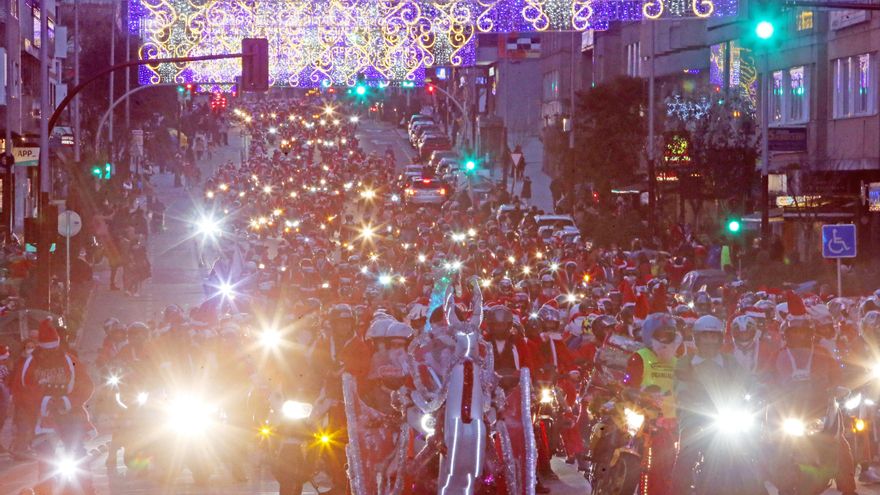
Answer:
[521, 368, 537, 495]
[496, 420, 521, 495]
[342, 373, 367, 495]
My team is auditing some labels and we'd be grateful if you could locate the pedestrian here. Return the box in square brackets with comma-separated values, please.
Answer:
[0, 344, 10, 452]
[8, 339, 35, 459]
[123, 234, 150, 297]
[514, 145, 526, 179]
[521, 176, 532, 205]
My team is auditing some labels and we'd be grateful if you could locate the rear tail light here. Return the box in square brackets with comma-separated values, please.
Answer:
[406, 189, 415, 195]
[440, 188, 446, 195]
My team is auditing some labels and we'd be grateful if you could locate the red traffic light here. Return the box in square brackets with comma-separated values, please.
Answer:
[426, 84, 435, 94]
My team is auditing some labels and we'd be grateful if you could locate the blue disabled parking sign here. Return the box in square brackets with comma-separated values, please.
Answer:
[822, 224, 857, 259]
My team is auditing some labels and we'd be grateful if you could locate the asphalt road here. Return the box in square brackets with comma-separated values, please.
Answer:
[1, 119, 877, 494]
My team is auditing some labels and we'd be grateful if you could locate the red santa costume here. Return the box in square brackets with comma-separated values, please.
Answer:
[15, 320, 94, 441]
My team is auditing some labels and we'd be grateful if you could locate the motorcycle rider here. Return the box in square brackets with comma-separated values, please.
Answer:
[672, 315, 758, 494]
[730, 313, 779, 381]
[623, 312, 681, 495]
[770, 305, 858, 495]
[14, 320, 95, 492]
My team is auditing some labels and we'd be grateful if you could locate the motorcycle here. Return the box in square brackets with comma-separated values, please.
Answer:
[683, 400, 765, 495]
[767, 391, 848, 495]
[268, 395, 340, 495]
[585, 385, 656, 495]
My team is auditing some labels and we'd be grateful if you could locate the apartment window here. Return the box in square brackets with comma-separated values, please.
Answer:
[626, 42, 641, 77]
[543, 70, 559, 101]
[796, 10, 813, 31]
[834, 53, 875, 118]
[768, 66, 810, 125]
[771, 71, 784, 122]
[789, 66, 806, 121]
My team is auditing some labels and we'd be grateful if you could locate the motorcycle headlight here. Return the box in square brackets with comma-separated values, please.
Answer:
[845, 393, 863, 411]
[282, 400, 313, 420]
[167, 397, 216, 434]
[420, 414, 436, 436]
[624, 408, 645, 434]
[872, 363, 880, 379]
[105, 374, 121, 388]
[54, 455, 81, 480]
[136, 391, 149, 406]
[539, 388, 554, 404]
[782, 417, 824, 437]
[714, 408, 754, 435]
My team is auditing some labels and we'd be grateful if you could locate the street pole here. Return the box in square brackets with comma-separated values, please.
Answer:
[36, 0, 51, 308]
[5, 0, 14, 234]
[647, 20, 657, 234]
[837, 258, 843, 297]
[74, 0, 81, 164]
[109, 2, 116, 160]
[760, 50, 770, 240]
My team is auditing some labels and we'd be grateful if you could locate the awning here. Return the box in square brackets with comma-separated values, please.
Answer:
[781, 198, 856, 220]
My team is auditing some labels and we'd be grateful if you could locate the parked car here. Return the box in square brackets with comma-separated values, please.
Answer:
[404, 178, 449, 206]
[676, 269, 734, 302]
[429, 150, 459, 169]
[419, 134, 451, 160]
[435, 156, 460, 176]
[532, 214, 577, 232]
[409, 123, 441, 147]
[397, 164, 428, 186]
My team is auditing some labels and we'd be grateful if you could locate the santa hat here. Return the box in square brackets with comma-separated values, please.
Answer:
[0, 344, 9, 360]
[38, 319, 60, 349]
[742, 306, 766, 320]
[786, 290, 807, 318]
[635, 293, 650, 320]
[650, 284, 668, 314]
[620, 279, 637, 304]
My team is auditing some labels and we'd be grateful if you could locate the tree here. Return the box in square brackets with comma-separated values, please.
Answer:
[572, 77, 646, 195]
[665, 91, 759, 212]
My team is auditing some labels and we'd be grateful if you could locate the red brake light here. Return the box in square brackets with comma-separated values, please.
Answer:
[422, 178, 431, 184]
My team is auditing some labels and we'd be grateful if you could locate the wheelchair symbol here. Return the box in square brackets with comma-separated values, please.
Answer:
[826, 230, 851, 255]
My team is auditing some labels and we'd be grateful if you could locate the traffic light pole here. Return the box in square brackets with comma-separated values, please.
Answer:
[94, 83, 177, 155]
[35, 52, 248, 310]
[760, 49, 770, 240]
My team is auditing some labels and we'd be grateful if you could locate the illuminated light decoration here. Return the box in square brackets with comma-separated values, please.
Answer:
[131, 0, 735, 88]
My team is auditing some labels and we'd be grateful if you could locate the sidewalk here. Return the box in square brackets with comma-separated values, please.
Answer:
[0, 130, 246, 495]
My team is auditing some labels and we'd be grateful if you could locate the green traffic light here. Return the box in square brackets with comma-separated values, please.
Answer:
[464, 160, 476, 172]
[90, 166, 102, 178]
[355, 85, 367, 96]
[755, 20, 775, 39]
[727, 219, 742, 233]
[177, 86, 185, 94]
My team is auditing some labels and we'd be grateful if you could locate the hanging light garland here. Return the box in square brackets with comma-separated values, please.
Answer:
[131, 0, 737, 88]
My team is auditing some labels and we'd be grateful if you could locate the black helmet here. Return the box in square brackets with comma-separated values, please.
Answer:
[537, 306, 561, 332]
[486, 306, 514, 338]
[591, 315, 618, 343]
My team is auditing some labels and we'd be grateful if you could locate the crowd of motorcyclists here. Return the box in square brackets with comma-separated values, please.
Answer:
[7, 91, 880, 495]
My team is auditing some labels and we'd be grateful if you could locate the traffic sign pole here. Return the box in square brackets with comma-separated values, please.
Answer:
[821, 224, 857, 297]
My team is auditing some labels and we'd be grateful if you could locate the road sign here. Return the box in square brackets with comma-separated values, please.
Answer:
[58, 210, 82, 238]
[768, 127, 807, 152]
[510, 152, 523, 166]
[13, 147, 39, 167]
[822, 224, 857, 259]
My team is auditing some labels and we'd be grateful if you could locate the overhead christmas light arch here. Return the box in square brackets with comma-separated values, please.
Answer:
[129, 0, 736, 88]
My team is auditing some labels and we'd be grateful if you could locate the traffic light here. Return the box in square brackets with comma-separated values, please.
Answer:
[241, 38, 270, 92]
[462, 156, 478, 175]
[748, 0, 783, 46]
[726, 218, 742, 234]
[427, 84, 436, 94]
[91, 162, 113, 180]
[355, 84, 367, 96]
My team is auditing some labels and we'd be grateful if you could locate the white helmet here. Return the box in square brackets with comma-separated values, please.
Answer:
[406, 303, 429, 323]
[693, 315, 724, 334]
[775, 303, 789, 322]
[366, 320, 414, 340]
